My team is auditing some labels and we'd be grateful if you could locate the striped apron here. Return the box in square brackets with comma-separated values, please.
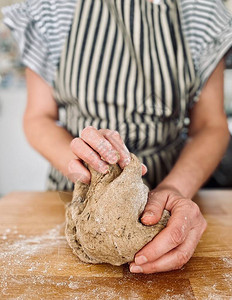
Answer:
[48, 0, 200, 191]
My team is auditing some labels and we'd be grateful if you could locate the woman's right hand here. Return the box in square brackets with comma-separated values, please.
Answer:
[68, 126, 147, 184]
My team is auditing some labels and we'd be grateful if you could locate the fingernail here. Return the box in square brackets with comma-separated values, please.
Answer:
[135, 255, 148, 265]
[108, 155, 119, 164]
[130, 265, 143, 273]
[104, 150, 119, 164]
[122, 157, 131, 167]
[141, 211, 155, 219]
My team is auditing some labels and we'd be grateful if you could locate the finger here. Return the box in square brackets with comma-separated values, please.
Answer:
[131, 218, 207, 274]
[68, 159, 91, 184]
[70, 137, 109, 174]
[80, 126, 119, 164]
[141, 190, 167, 225]
[135, 209, 191, 265]
[68, 156, 147, 182]
[98, 129, 131, 168]
[142, 164, 147, 176]
[130, 226, 201, 274]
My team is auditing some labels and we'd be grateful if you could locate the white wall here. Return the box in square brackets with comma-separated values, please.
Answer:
[0, 86, 49, 196]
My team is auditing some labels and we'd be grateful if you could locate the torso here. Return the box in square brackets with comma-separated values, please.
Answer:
[48, 0, 200, 191]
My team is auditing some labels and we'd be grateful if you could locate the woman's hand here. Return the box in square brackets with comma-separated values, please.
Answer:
[68, 126, 147, 183]
[130, 186, 207, 274]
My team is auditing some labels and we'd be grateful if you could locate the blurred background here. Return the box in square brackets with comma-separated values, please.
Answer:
[0, 0, 49, 196]
[0, 0, 232, 196]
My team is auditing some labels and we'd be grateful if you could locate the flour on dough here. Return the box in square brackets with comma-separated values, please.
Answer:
[65, 153, 170, 266]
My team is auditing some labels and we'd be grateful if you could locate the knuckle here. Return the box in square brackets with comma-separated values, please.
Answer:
[149, 261, 158, 273]
[176, 251, 190, 268]
[180, 198, 192, 210]
[104, 128, 112, 134]
[109, 130, 121, 140]
[149, 190, 159, 198]
[148, 194, 164, 207]
[104, 129, 114, 138]
[191, 202, 201, 218]
[201, 219, 208, 235]
[80, 126, 94, 138]
[70, 137, 82, 149]
[170, 227, 185, 246]
[203, 219, 207, 230]
[167, 192, 180, 204]
[149, 190, 167, 203]
[112, 130, 120, 137]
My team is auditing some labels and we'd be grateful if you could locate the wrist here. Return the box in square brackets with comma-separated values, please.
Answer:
[155, 180, 189, 199]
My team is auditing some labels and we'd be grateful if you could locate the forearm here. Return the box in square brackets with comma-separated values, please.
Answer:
[23, 116, 76, 177]
[158, 126, 230, 198]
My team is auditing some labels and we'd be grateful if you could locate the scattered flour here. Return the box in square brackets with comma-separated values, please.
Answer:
[0, 223, 67, 298]
[1, 225, 232, 299]
[158, 294, 193, 300]
[222, 257, 232, 268]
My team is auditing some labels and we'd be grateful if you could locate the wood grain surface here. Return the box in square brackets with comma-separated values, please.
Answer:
[0, 190, 232, 299]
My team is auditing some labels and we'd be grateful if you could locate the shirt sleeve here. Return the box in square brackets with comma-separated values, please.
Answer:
[180, 0, 232, 103]
[2, 0, 76, 86]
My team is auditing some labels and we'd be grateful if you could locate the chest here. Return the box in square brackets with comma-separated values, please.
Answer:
[53, 0, 199, 121]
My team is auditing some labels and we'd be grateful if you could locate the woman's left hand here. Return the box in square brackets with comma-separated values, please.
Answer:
[130, 186, 207, 274]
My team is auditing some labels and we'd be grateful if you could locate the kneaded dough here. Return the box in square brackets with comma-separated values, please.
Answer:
[65, 153, 170, 266]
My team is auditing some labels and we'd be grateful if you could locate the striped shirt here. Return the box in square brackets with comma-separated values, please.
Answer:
[2, 0, 232, 190]
[3, 0, 232, 98]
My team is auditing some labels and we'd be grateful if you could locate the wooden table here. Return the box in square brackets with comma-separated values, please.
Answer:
[0, 190, 232, 299]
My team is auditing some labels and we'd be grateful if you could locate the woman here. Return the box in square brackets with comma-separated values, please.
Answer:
[3, 0, 232, 273]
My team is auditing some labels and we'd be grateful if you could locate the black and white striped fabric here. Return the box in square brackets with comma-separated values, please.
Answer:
[3, 0, 77, 85]
[3, 0, 232, 97]
[2, 0, 232, 190]
[51, 0, 199, 190]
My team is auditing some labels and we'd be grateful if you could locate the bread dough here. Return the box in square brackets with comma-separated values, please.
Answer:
[65, 153, 170, 266]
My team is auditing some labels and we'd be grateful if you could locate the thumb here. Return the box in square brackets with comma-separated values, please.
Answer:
[141, 191, 166, 225]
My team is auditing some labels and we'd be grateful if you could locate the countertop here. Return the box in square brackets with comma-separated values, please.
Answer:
[0, 190, 232, 299]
